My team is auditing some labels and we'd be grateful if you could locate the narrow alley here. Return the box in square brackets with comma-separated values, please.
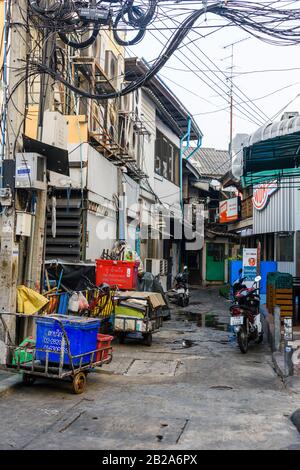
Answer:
[0, 288, 299, 451]
[2, 1, 300, 455]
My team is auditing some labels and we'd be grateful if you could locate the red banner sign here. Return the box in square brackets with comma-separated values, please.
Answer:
[219, 197, 239, 224]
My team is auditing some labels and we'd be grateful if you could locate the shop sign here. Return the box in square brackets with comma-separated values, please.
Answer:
[252, 180, 278, 211]
[284, 317, 293, 342]
[242, 248, 257, 282]
[219, 197, 239, 224]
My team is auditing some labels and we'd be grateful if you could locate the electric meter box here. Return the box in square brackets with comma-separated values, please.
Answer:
[15, 153, 47, 190]
[16, 212, 32, 237]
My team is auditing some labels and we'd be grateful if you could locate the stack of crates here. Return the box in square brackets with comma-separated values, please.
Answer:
[267, 272, 293, 318]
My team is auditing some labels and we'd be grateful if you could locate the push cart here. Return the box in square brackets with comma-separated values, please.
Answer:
[113, 292, 165, 346]
[0, 314, 113, 394]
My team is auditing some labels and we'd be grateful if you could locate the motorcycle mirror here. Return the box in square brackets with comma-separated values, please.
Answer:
[255, 275, 262, 283]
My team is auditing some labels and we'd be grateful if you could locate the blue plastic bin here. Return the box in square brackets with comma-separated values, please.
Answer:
[36, 315, 100, 366]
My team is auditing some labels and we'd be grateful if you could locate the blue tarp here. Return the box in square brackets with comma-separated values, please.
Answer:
[229, 260, 278, 295]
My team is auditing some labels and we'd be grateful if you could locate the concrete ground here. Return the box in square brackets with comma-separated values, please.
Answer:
[0, 287, 300, 450]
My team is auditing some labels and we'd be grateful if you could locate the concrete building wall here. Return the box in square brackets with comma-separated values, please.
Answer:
[140, 91, 156, 189]
[86, 212, 117, 261]
[67, 143, 119, 261]
[87, 146, 118, 200]
[154, 176, 180, 208]
[154, 116, 181, 209]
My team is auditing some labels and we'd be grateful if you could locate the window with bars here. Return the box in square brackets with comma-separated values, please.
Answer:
[155, 129, 180, 185]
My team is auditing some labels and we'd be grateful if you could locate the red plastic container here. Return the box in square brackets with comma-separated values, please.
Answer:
[96, 259, 139, 290]
[96, 334, 113, 362]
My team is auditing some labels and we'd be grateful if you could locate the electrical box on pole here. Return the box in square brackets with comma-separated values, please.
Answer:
[15, 154, 47, 190]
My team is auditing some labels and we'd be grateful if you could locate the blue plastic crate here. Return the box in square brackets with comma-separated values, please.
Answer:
[36, 315, 100, 366]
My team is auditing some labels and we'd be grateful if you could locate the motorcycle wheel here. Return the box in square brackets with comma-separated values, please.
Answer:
[237, 326, 248, 354]
[255, 333, 264, 344]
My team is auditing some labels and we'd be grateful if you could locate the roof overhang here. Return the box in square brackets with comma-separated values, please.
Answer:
[125, 57, 202, 140]
[242, 116, 300, 186]
[183, 158, 201, 179]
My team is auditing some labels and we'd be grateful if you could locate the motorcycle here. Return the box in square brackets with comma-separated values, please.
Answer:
[168, 266, 190, 307]
[232, 268, 247, 297]
[230, 275, 263, 354]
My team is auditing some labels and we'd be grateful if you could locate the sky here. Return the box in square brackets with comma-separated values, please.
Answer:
[127, 3, 300, 151]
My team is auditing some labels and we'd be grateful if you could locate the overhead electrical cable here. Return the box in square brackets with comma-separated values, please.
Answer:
[155, 6, 271, 123]
[146, 11, 266, 126]
[11, 1, 300, 105]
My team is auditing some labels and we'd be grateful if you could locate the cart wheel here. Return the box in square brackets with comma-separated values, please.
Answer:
[143, 333, 153, 347]
[72, 372, 87, 395]
[22, 374, 36, 386]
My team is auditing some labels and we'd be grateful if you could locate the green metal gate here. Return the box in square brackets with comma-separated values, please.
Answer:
[206, 243, 225, 282]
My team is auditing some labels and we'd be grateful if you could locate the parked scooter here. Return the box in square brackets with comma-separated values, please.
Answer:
[168, 267, 190, 307]
[232, 268, 247, 297]
[230, 275, 263, 353]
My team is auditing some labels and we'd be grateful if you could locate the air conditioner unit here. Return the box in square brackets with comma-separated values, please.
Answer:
[117, 55, 124, 90]
[90, 102, 104, 133]
[119, 92, 133, 114]
[105, 50, 118, 89]
[106, 105, 118, 143]
[133, 88, 142, 120]
[79, 29, 101, 61]
[43, 111, 68, 150]
[145, 258, 161, 276]
[160, 259, 168, 276]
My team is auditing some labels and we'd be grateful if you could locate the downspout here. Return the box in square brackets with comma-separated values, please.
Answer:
[0, 0, 8, 187]
[118, 169, 126, 241]
[186, 134, 203, 161]
[180, 117, 192, 211]
[180, 117, 202, 269]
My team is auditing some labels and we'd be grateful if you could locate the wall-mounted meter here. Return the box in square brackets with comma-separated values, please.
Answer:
[15, 153, 47, 190]
[16, 211, 33, 237]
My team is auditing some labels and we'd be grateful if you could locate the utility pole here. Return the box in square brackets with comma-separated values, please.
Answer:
[223, 37, 250, 159]
[25, 16, 56, 290]
[0, 0, 28, 358]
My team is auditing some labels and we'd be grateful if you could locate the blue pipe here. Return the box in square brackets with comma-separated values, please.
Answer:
[186, 135, 203, 161]
[180, 117, 192, 209]
[180, 117, 203, 208]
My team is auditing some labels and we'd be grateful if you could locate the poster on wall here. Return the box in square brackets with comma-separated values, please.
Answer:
[219, 197, 240, 224]
[243, 248, 258, 281]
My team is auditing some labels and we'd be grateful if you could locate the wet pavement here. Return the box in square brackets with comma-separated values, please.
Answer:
[0, 287, 300, 450]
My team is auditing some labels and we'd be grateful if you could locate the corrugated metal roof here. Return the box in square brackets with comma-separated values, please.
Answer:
[245, 114, 300, 147]
[190, 147, 230, 179]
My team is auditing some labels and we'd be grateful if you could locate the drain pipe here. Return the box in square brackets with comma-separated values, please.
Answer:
[180, 117, 203, 268]
[118, 168, 126, 241]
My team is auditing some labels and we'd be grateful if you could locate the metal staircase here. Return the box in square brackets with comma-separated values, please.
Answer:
[46, 190, 84, 263]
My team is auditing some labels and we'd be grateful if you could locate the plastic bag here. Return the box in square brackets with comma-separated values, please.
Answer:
[78, 292, 89, 312]
[68, 292, 79, 313]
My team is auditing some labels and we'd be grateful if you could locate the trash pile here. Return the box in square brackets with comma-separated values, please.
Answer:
[5, 248, 170, 393]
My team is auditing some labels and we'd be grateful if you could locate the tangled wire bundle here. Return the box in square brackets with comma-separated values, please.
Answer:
[18, 1, 300, 101]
